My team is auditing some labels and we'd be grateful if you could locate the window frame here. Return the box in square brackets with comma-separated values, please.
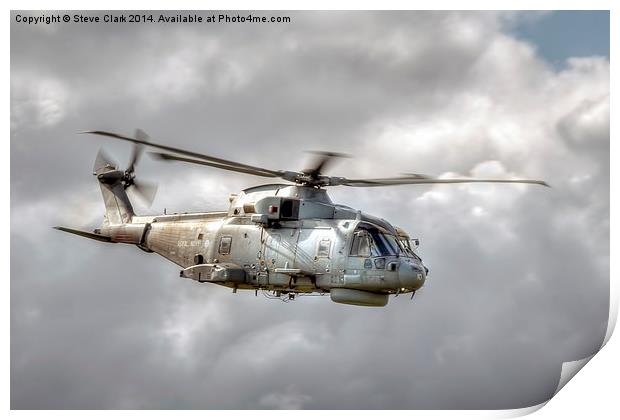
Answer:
[218, 236, 233, 255]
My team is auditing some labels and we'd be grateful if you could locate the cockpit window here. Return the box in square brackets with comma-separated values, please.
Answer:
[398, 238, 413, 255]
[350, 226, 403, 257]
[374, 232, 400, 255]
[350, 232, 372, 257]
[397, 237, 422, 261]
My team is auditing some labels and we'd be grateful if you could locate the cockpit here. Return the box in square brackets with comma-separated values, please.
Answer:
[350, 223, 403, 257]
[346, 222, 428, 293]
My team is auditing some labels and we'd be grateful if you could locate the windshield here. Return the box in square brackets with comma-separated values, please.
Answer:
[397, 237, 423, 261]
[371, 231, 400, 256]
[350, 227, 403, 257]
[398, 237, 413, 255]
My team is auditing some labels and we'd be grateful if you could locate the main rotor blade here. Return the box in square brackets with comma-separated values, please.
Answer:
[336, 177, 550, 187]
[82, 130, 283, 177]
[304, 151, 350, 179]
[150, 152, 282, 178]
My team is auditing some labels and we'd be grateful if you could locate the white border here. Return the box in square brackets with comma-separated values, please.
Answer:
[5, 1, 616, 418]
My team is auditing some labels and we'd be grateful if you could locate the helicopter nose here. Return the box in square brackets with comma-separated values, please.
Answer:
[398, 259, 426, 290]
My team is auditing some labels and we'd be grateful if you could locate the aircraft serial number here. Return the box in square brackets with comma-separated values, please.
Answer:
[177, 240, 209, 248]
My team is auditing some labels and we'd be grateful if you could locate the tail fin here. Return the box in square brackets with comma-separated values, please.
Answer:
[99, 179, 135, 225]
[93, 149, 135, 225]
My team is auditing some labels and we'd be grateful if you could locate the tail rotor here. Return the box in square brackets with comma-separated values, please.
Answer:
[93, 129, 158, 208]
[123, 129, 157, 207]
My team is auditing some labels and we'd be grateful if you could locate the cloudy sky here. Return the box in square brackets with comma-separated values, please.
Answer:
[10, 11, 609, 409]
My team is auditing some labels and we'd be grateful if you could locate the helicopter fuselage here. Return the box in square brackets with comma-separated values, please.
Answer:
[100, 184, 427, 307]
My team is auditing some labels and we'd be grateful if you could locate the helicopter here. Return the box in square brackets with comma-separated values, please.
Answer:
[55, 130, 549, 307]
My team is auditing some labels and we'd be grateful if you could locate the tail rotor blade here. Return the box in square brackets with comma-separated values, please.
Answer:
[129, 180, 158, 207]
[93, 148, 117, 174]
[127, 129, 149, 173]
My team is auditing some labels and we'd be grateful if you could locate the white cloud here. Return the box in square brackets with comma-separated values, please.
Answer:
[259, 384, 312, 409]
[11, 186, 101, 244]
[128, 36, 254, 111]
[225, 320, 330, 368]
[11, 74, 72, 130]
[558, 94, 609, 149]
[160, 288, 230, 360]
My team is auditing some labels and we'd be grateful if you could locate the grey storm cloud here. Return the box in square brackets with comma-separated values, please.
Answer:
[11, 11, 609, 409]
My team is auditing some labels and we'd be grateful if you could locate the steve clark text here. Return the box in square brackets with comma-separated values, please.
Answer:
[14, 13, 292, 25]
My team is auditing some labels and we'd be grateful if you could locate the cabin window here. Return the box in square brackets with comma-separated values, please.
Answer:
[317, 238, 331, 258]
[218, 236, 232, 255]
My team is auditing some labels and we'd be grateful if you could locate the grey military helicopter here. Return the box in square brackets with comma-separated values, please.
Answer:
[55, 130, 548, 307]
